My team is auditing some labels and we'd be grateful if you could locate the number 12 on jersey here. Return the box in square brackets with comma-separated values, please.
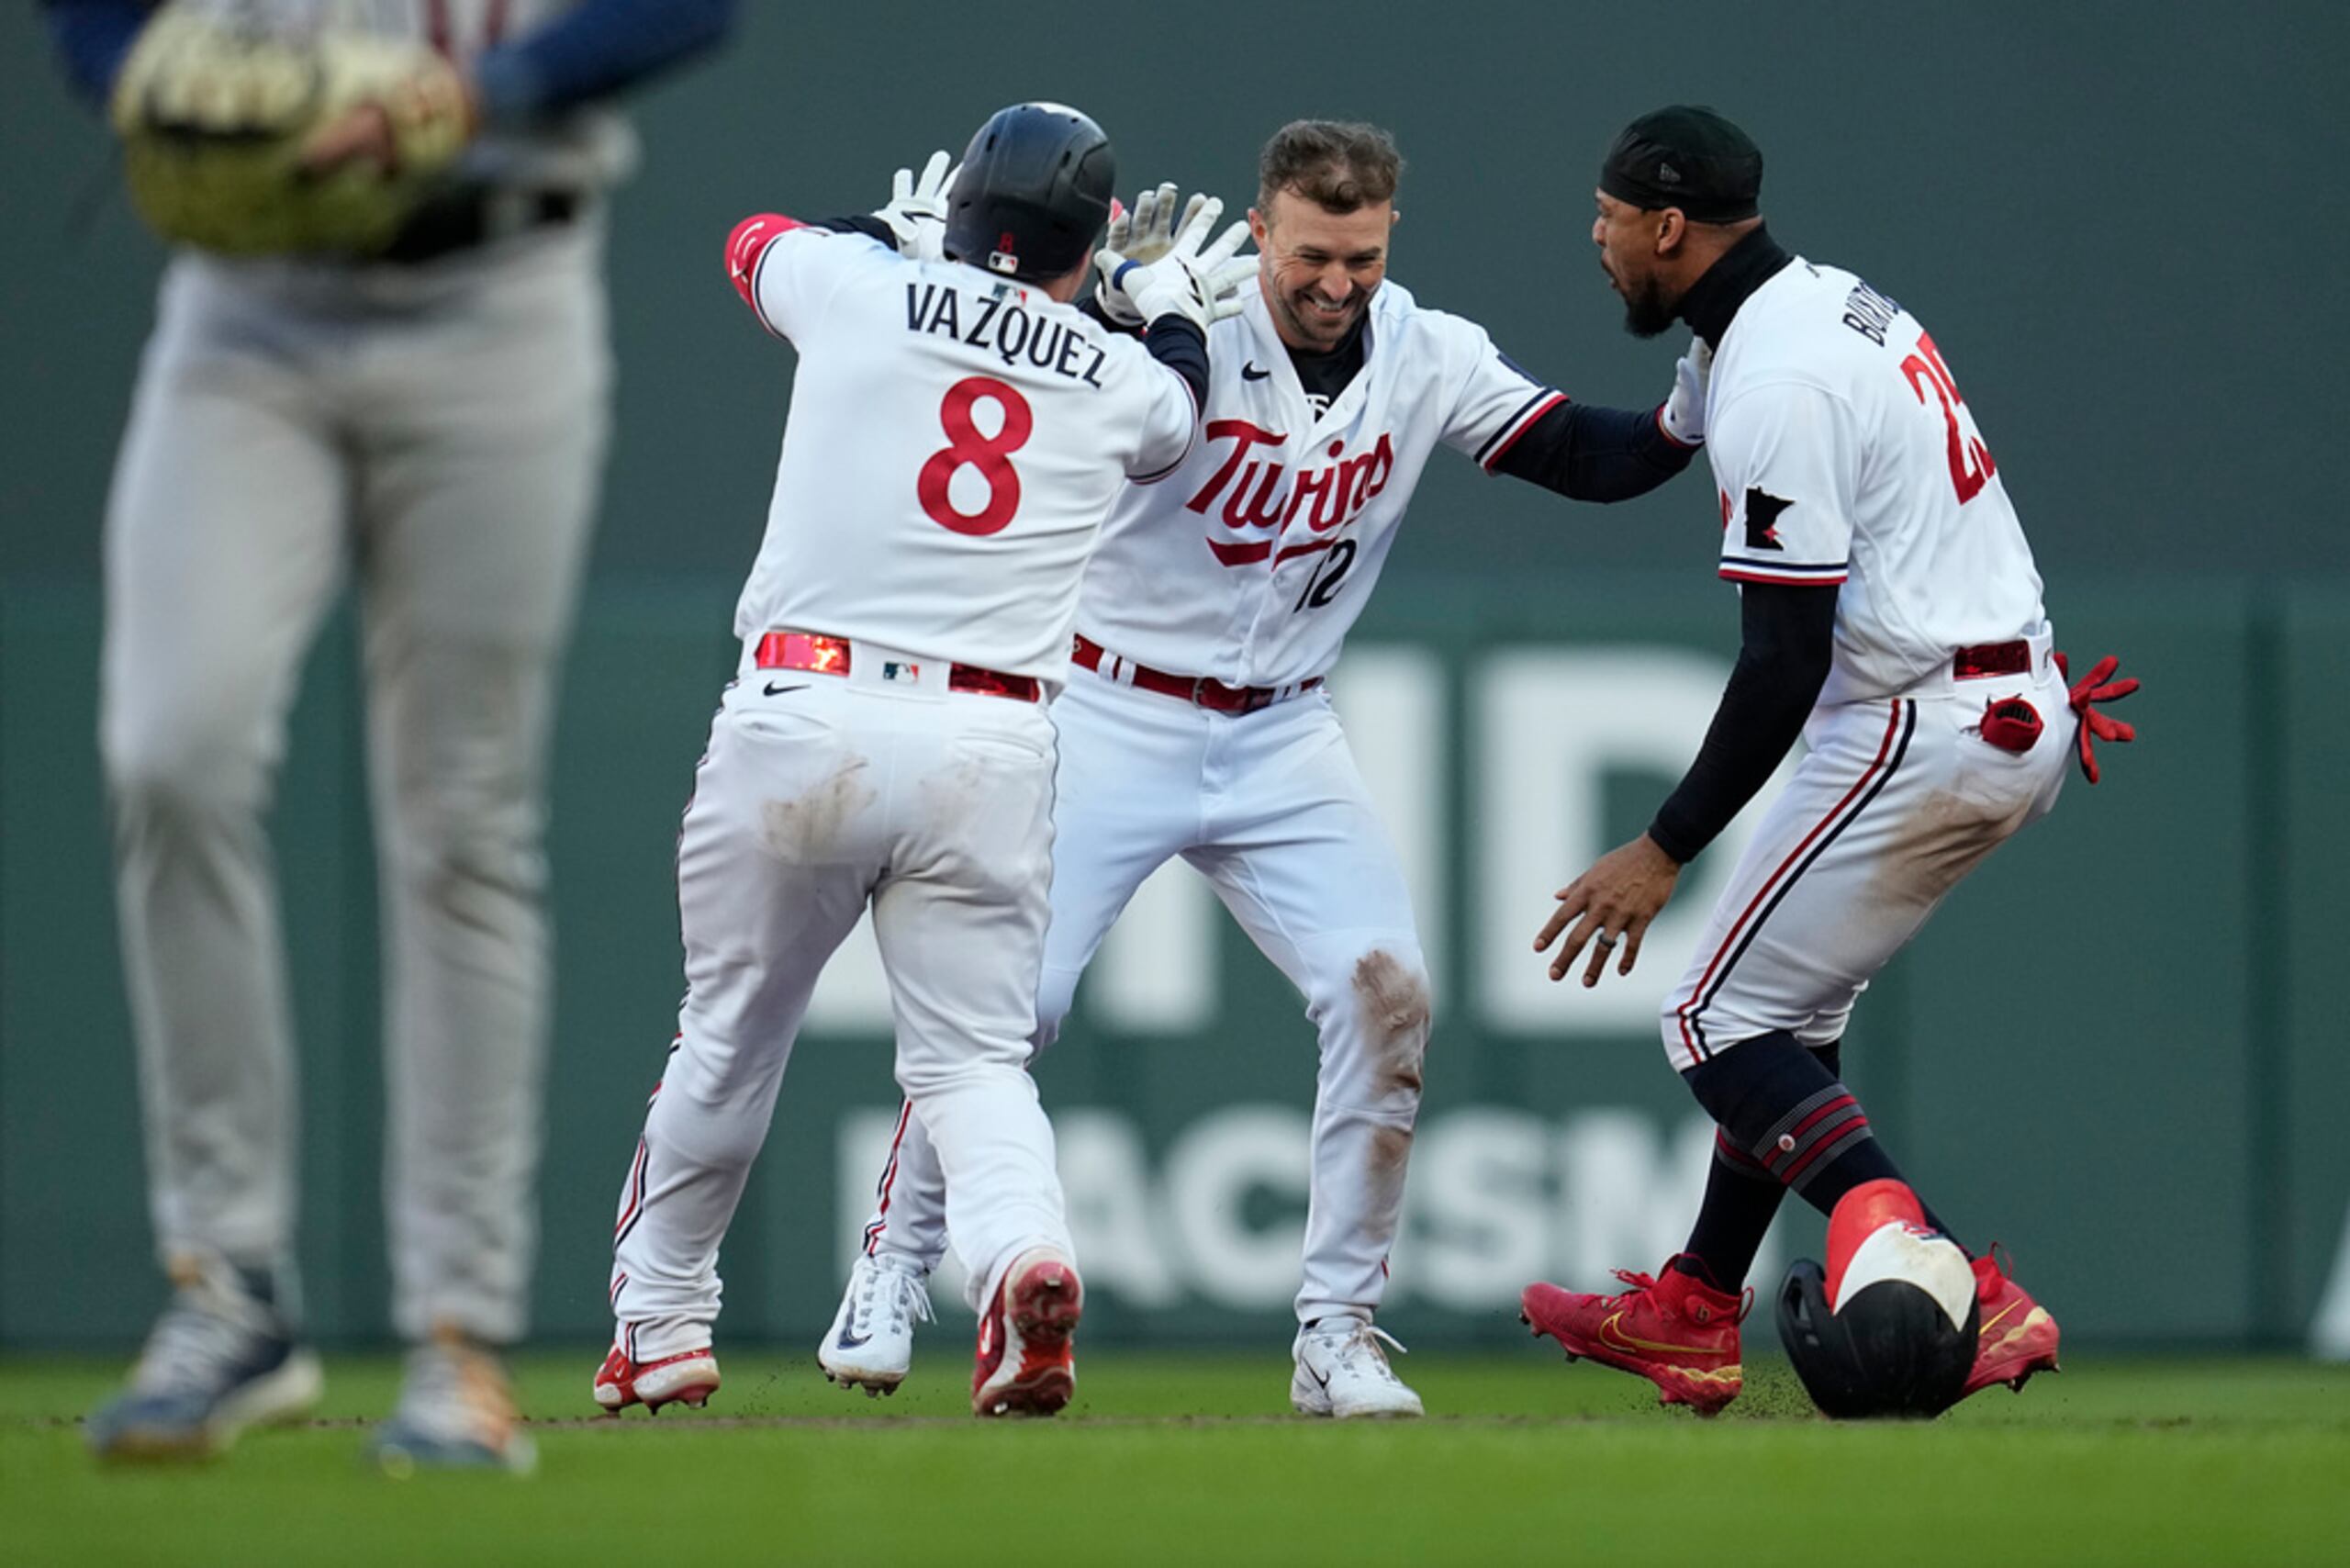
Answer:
[918, 376, 1033, 535]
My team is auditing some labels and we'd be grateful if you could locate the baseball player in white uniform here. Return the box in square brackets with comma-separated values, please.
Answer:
[1522, 106, 2138, 1417]
[818, 121, 1716, 1419]
[55, 0, 736, 1469]
[589, 103, 1256, 1421]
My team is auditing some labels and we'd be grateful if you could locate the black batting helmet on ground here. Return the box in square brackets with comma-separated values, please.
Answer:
[1777, 1180, 1981, 1419]
[943, 102, 1114, 283]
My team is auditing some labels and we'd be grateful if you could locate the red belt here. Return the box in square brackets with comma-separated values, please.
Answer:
[755, 631, 1040, 702]
[1071, 634, 1321, 715]
[1953, 639, 2031, 680]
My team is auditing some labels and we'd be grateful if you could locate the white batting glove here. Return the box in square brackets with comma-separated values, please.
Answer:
[873, 150, 957, 261]
[1659, 335, 1714, 446]
[1096, 195, 1255, 331]
[1095, 183, 1213, 325]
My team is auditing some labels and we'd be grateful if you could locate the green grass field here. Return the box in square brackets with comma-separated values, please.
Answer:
[5, 1350, 2345, 1566]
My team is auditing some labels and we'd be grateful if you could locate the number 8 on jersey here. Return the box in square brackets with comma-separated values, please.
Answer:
[919, 376, 1035, 536]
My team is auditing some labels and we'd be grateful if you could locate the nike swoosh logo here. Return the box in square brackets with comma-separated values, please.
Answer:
[834, 1329, 871, 1350]
[1242, 363, 1270, 380]
[1598, 1311, 1722, 1360]
[764, 682, 807, 697]
[1306, 1365, 1330, 1391]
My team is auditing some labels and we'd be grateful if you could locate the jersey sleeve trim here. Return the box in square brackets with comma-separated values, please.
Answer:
[726, 212, 809, 338]
[1130, 420, 1196, 485]
[1719, 558, 1849, 586]
[1476, 389, 1569, 471]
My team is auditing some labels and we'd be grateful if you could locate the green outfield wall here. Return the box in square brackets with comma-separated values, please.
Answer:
[6, 574, 2346, 1350]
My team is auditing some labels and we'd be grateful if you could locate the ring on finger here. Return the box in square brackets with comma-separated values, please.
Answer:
[1593, 930, 1618, 949]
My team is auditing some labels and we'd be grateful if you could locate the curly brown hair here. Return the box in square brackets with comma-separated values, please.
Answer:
[1257, 120, 1404, 214]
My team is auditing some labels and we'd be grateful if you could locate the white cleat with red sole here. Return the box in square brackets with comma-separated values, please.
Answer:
[593, 1345, 721, 1415]
[971, 1249, 1082, 1418]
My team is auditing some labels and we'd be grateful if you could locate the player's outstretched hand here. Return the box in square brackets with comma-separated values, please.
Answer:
[1659, 335, 1713, 447]
[874, 150, 958, 261]
[1097, 195, 1255, 331]
[1096, 184, 1216, 325]
[1534, 833, 1684, 989]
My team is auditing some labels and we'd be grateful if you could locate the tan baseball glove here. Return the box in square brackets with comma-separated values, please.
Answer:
[110, 5, 473, 257]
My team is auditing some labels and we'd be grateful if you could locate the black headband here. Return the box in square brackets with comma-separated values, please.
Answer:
[1600, 106, 1762, 224]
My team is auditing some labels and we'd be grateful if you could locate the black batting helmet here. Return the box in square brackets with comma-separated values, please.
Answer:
[1776, 1181, 1981, 1420]
[943, 102, 1114, 283]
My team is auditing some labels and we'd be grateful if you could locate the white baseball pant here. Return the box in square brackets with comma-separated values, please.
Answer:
[608, 645, 1074, 1360]
[1663, 633, 2074, 1070]
[854, 668, 1430, 1327]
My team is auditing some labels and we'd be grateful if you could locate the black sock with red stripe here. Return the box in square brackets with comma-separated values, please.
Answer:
[1685, 1029, 1904, 1218]
[1673, 1038, 1848, 1288]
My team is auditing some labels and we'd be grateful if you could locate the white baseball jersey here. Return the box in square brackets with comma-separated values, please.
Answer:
[734, 227, 1199, 685]
[1075, 279, 1563, 689]
[1704, 258, 2048, 703]
[840, 275, 1561, 1334]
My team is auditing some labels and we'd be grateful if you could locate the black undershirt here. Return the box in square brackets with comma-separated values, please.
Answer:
[1136, 318, 1210, 409]
[1285, 312, 1369, 416]
[1489, 400, 1695, 500]
[1647, 583, 1839, 863]
[1677, 224, 1794, 352]
[1644, 224, 1841, 864]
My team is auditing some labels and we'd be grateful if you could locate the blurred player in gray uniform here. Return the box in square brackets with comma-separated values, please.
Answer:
[46, 0, 736, 1470]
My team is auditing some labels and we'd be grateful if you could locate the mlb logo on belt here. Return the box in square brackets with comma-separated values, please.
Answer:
[883, 660, 922, 683]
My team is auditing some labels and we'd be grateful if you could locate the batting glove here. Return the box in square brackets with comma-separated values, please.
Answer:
[1096, 196, 1255, 331]
[1095, 183, 1214, 325]
[873, 150, 957, 261]
[2053, 651, 2141, 784]
[1658, 335, 1713, 447]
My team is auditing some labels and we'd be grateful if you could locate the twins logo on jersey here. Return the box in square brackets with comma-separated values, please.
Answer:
[1184, 420, 1397, 568]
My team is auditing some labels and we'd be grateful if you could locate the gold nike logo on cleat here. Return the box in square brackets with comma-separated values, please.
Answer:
[1598, 1312, 1727, 1361]
[1981, 1305, 2051, 1357]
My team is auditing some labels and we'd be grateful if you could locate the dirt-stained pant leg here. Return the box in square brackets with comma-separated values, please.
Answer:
[356, 237, 610, 1344]
[610, 687, 878, 1361]
[870, 695, 1074, 1309]
[852, 674, 1197, 1276]
[101, 258, 354, 1287]
[1185, 692, 1430, 1327]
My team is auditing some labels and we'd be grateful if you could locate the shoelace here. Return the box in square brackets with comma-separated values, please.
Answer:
[849, 1258, 934, 1339]
[131, 1295, 268, 1395]
[1319, 1324, 1410, 1385]
[1605, 1267, 1754, 1326]
[1606, 1268, 1662, 1305]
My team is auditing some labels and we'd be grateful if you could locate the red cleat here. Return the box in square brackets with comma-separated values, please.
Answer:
[1520, 1257, 1747, 1417]
[972, 1248, 1082, 1418]
[1962, 1249, 2060, 1398]
[592, 1344, 721, 1414]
